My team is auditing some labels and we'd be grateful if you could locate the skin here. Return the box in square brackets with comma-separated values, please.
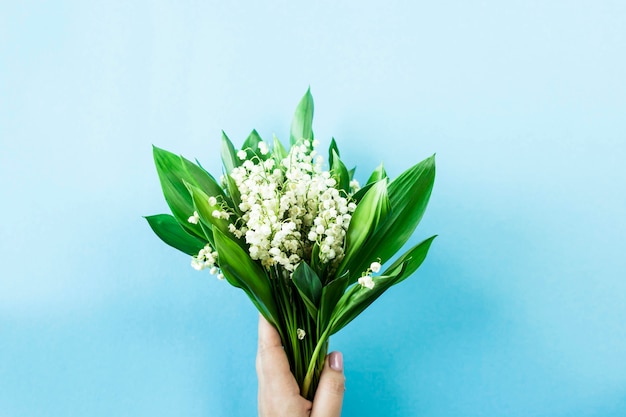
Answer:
[257, 315, 346, 417]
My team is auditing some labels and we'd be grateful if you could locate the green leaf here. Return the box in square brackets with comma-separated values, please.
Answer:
[350, 163, 387, 202]
[290, 88, 314, 145]
[243, 129, 262, 155]
[348, 166, 356, 181]
[340, 179, 391, 272]
[152, 148, 202, 238]
[224, 174, 242, 216]
[180, 154, 224, 198]
[338, 155, 435, 281]
[328, 137, 339, 168]
[328, 264, 405, 335]
[153, 146, 225, 238]
[330, 149, 350, 194]
[310, 241, 322, 277]
[145, 214, 207, 256]
[318, 271, 350, 331]
[378, 155, 435, 260]
[185, 182, 231, 238]
[292, 262, 323, 319]
[272, 134, 288, 162]
[366, 162, 388, 185]
[221, 131, 240, 174]
[329, 236, 435, 334]
[351, 182, 374, 203]
[382, 235, 437, 280]
[213, 228, 279, 325]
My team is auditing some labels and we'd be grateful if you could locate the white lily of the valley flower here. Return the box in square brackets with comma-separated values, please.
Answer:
[187, 211, 200, 224]
[227, 141, 354, 271]
[297, 328, 306, 340]
[237, 150, 247, 160]
[191, 243, 219, 272]
[358, 275, 375, 290]
[370, 261, 381, 273]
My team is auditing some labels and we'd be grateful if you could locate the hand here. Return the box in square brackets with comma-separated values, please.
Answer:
[257, 315, 346, 417]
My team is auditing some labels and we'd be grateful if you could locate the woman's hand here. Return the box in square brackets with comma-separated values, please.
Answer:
[257, 315, 345, 417]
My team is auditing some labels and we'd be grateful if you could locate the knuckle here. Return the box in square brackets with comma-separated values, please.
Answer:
[321, 375, 346, 396]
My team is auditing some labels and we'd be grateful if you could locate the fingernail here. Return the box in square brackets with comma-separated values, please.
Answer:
[329, 351, 343, 371]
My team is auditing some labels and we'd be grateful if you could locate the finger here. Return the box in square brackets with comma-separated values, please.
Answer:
[256, 315, 300, 395]
[257, 314, 283, 353]
[257, 315, 312, 416]
[311, 351, 345, 417]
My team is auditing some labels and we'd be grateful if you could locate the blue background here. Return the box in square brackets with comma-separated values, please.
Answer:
[2, 1, 625, 416]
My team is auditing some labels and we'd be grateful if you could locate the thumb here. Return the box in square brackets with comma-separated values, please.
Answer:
[311, 351, 345, 417]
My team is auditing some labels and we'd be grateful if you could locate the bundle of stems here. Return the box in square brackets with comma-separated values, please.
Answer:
[270, 273, 326, 399]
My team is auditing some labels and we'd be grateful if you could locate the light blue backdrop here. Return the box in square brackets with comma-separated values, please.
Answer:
[1, 1, 625, 416]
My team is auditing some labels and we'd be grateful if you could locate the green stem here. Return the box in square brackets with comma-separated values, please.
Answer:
[301, 327, 331, 399]
[269, 270, 330, 400]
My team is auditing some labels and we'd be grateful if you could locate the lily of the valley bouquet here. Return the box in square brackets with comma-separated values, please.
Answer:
[146, 90, 436, 399]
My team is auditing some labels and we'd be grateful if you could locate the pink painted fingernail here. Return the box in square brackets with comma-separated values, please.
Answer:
[330, 351, 343, 371]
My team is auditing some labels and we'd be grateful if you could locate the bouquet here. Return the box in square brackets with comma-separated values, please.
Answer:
[145, 89, 436, 399]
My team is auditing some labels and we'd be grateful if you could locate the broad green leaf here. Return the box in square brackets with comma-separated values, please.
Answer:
[350, 163, 386, 202]
[242, 129, 262, 157]
[213, 228, 279, 325]
[185, 182, 231, 238]
[366, 162, 388, 185]
[194, 158, 209, 173]
[292, 262, 323, 319]
[351, 182, 374, 203]
[221, 131, 240, 174]
[153, 146, 226, 238]
[330, 149, 350, 194]
[379, 155, 435, 260]
[340, 179, 390, 272]
[348, 166, 356, 181]
[338, 155, 435, 281]
[153, 147, 204, 238]
[329, 264, 405, 335]
[318, 270, 350, 331]
[179, 152, 225, 199]
[290, 88, 314, 145]
[382, 235, 437, 281]
[330, 236, 435, 334]
[145, 214, 207, 256]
